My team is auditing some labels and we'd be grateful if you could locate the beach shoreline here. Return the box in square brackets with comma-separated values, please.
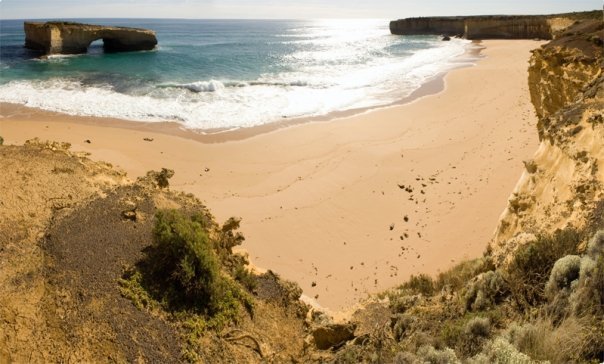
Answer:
[0, 39, 543, 312]
[0, 41, 484, 144]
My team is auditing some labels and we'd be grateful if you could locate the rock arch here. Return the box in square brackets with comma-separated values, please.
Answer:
[24, 22, 158, 55]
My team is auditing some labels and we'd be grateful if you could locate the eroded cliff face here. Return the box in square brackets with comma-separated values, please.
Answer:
[389, 17, 465, 36]
[491, 19, 604, 266]
[528, 20, 604, 121]
[390, 15, 553, 39]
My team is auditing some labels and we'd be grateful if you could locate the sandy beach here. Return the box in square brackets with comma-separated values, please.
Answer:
[0, 40, 542, 311]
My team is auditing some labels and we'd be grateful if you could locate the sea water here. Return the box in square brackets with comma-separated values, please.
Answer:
[0, 19, 470, 131]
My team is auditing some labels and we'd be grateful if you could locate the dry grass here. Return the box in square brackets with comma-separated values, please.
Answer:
[510, 316, 594, 363]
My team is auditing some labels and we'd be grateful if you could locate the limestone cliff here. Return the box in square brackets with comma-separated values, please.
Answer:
[390, 11, 600, 39]
[390, 15, 552, 39]
[389, 17, 465, 36]
[24, 22, 157, 55]
[491, 19, 604, 266]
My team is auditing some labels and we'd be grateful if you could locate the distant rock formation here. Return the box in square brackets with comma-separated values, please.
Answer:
[390, 15, 553, 39]
[24, 21, 158, 55]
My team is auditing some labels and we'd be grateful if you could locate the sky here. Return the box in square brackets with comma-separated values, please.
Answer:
[0, 0, 601, 20]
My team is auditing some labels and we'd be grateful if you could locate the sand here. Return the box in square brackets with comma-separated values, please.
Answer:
[0, 40, 543, 312]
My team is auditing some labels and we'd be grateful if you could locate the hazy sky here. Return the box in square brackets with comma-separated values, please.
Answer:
[0, 0, 601, 20]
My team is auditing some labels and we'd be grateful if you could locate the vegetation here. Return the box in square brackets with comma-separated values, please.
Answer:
[336, 217, 604, 363]
[119, 209, 257, 360]
[506, 228, 581, 308]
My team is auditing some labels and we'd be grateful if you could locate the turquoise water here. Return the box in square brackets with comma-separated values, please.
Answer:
[0, 19, 469, 130]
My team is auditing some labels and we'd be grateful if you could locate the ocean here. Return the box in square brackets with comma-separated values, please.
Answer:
[0, 19, 470, 131]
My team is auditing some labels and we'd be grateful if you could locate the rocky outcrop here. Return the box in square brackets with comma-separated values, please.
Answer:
[24, 22, 157, 55]
[390, 15, 553, 39]
[528, 20, 604, 121]
[491, 19, 604, 266]
[311, 323, 357, 350]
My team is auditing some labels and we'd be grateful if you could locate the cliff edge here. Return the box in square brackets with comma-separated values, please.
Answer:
[491, 19, 604, 265]
[24, 21, 158, 55]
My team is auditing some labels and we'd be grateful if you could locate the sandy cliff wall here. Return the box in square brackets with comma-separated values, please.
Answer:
[491, 19, 604, 266]
[390, 15, 553, 39]
[24, 22, 157, 55]
[464, 17, 552, 39]
[389, 17, 465, 36]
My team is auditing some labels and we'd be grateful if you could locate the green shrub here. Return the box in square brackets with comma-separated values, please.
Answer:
[389, 293, 422, 313]
[120, 209, 253, 326]
[416, 345, 459, 364]
[0, 136, 4, 145]
[213, 217, 257, 291]
[440, 310, 502, 358]
[151, 209, 226, 311]
[464, 317, 491, 338]
[435, 258, 494, 293]
[463, 270, 508, 311]
[545, 255, 581, 298]
[144, 168, 175, 188]
[392, 314, 415, 341]
[392, 351, 417, 364]
[401, 274, 435, 296]
[482, 337, 534, 364]
[587, 230, 604, 258]
[506, 228, 581, 308]
[569, 251, 604, 317]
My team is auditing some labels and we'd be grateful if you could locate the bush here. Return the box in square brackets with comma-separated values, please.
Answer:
[569, 254, 604, 318]
[213, 217, 257, 291]
[482, 337, 534, 364]
[151, 209, 226, 310]
[391, 314, 415, 341]
[143, 168, 175, 188]
[464, 317, 491, 338]
[545, 255, 581, 297]
[416, 345, 459, 364]
[463, 270, 508, 311]
[392, 351, 417, 364]
[440, 310, 502, 358]
[389, 293, 422, 313]
[401, 274, 435, 296]
[587, 230, 604, 258]
[506, 228, 581, 308]
[435, 258, 494, 293]
[121, 209, 252, 325]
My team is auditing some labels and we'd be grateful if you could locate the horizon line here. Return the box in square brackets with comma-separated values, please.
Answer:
[1, 9, 600, 21]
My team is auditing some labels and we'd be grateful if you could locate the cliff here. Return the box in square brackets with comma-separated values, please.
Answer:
[390, 15, 553, 39]
[389, 17, 466, 36]
[24, 21, 158, 55]
[491, 19, 604, 265]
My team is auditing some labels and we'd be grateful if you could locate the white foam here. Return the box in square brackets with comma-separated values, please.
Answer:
[0, 38, 471, 130]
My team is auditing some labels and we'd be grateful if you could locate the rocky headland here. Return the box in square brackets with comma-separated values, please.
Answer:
[24, 21, 158, 55]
